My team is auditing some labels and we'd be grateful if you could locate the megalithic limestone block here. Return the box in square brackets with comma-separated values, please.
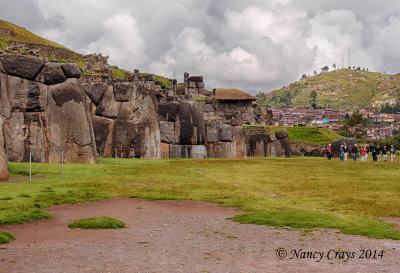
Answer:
[0, 116, 8, 181]
[47, 78, 97, 163]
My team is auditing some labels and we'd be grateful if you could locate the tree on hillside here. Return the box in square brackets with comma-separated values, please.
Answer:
[333, 64, 336, 70]
[301, 74, 307, 80]
[346, 112, 365, 126]
[310, 90, 317, 109]
[321, 65, 329, 73]
[314, 70, 317, 76]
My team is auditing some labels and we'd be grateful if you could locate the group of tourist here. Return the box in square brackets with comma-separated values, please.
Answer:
[326, 143, 396, 162]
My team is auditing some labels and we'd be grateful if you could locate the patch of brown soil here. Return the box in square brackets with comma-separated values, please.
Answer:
[0, 198, 399, 273]
[379, 217, 400, 230]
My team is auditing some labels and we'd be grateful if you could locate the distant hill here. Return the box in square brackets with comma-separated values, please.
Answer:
[0, 19, 68, 50]
[258, 69, 400, 110]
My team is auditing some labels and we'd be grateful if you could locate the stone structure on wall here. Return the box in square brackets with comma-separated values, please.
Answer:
[158, 87, 290, 159]
[0, 54, 97, 163]
[184, 72, 205, 98]
[158, 100, 207, 159]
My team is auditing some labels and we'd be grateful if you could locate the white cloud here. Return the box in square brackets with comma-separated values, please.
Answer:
[86, 13, 148, 70]
[2, 0, 400, 93]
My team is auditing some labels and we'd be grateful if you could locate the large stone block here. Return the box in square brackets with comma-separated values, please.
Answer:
[61, 63, 81, 78]
[113, 82, 134, 102]
[203, 104, 214, 113]
[112, 84, 160, 159]
[206, 127, 218, 143]
[190, 145, 207, 159]
[91, 115, 114, 157]
[279, 137, 291, 157]
[275, 129, 289, 140]
[0, 116, 8, 181]
[0, 54, 44, 80]
[160, 121, 175, 144]
[170, 144, 189, 158]
[213, 142, 231, 158]
[270, 140, 285, 158]
[82, 82, 109, 105]
[95, 86, 122, 119]
[36, 63, 67, 85]
[7, 75, 47, 112]
[219, 124, 233, 142]
[231, 126, 246, 158]
[47, 78, 97, 163]
[158, 101, 179, 122]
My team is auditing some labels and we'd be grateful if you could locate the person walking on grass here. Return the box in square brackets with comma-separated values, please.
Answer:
[382, 145, 388, 162]
[371, 145, 378, 162]
[376, 145, 381, 162]
[361, 144, 369, 162]
[340, 144, 345, 161]
[343, 143, 349, 161]
[390, 145, 396, 162]
[352, 144, 358, 161]
[326, 143, 332, 160]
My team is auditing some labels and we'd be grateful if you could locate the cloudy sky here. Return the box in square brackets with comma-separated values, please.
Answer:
[1, 0, 400, 94]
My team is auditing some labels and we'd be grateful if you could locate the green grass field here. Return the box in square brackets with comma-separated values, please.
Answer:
[1, 157, 399, 240]
[68, 217, 126, 230]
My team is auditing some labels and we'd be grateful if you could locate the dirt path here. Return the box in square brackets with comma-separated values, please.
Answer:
[0, 198, 399, 273]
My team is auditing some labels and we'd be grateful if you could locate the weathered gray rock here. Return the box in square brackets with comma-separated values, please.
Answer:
[203, 104, 214, 113]
[112, 84, 160, 159]
[292, 150, 303, 156]
[36, 63, 66, 85]
[330, 137, 357, 157]
[219, 124, 233, 142]
[270, 140, 285, 157]
[113, 82, 134, 102]
[158, 101, 179, 122]
[47, 78, 97, 163]
[61, 63, 81, 78]
[279, 137, 291, 157]
[231, 126, 246, 158]
[95, 86, 122, 119]
[206, 127, 218, 143]
[213, 142, 231, 158]
[275, 129, 289, 140]
[0, 116, 9, 181]
[91, 115, 114, 157]
[170, 144, 189, 158]
[0, 54, 44, 80]
[160, 121, 175, 144]
[5, 74, 47, 113]
[82, 82, 108, 106]
[190, 145, 207, 159]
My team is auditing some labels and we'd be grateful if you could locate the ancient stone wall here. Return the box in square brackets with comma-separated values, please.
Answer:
[0, 54, 96, 163]
[88, 77, 161, 159]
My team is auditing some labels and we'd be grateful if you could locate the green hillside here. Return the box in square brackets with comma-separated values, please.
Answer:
[244, 125, 343, 144]
[258, 69, 400, 110]
[0, 20, 68, 49]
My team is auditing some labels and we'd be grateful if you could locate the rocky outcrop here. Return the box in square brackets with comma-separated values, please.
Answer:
[330, 137, 357, 157]
[0, 54, 97, 163]
[290, 142, 326, 157]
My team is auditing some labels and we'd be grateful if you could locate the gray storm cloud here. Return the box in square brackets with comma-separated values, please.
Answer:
[1, 0, 400, 94]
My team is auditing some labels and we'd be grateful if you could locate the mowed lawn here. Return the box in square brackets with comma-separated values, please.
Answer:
[1, 157, 400, 240]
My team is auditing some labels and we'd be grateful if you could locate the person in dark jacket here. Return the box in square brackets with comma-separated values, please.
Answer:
[351, 144, 358, 161]
[370, 145, 377, 162]
[381, 145, 388, 161]
[326, 144, 332, 160]
[339, 145, 344, 161]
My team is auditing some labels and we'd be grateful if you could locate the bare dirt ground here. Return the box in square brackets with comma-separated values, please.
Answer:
[0, 198, 399, 273]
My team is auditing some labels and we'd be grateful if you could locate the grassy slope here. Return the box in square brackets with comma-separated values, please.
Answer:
[1, 158, 400, 240]
[68, 217, 126, 229]
[263, 69, 400, 110]
[245, 125, 343, 144]
[0, 20, 67, 49]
